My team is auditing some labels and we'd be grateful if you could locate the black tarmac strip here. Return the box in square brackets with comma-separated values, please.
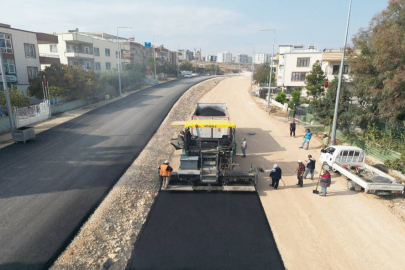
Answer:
[0, 77, 211, 270]
[126, 191, 284, 270]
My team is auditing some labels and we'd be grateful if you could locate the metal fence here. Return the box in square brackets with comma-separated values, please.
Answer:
[13, 102, 51, 128]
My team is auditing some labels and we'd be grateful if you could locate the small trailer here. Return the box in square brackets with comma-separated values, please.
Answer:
[320, 145, 404, 196]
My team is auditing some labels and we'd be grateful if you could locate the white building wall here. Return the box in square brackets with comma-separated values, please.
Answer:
[0, 27, 40, 93]
[38, 33, 130, 72]
[283, 51, 322, 95]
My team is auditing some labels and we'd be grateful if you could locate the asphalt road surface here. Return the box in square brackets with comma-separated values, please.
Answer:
[0, 77, 212, 270]
[126, 192, 284, 270]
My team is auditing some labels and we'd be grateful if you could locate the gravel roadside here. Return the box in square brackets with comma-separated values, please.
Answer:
[50, 77, 226, 270]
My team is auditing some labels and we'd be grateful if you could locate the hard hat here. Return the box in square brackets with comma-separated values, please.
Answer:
[164, 160, 170, 164]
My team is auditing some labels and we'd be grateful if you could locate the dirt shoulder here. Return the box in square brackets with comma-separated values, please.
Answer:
[198, 75, 405, 270]
[51, 77, 226, 270]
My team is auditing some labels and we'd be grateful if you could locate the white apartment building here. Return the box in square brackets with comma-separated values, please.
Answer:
[217, 52, 232, 63]
[254, 53, 271, 64]
[321, 49, 354, 91]
[0, 23, 59, 94]
[38, 31, 130, 72]
[235, 54, 249, 63]
[206, 55, 217, 62]
[280, 46, 322, 95]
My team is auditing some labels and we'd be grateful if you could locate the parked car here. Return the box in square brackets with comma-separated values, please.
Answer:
[184, 74, 192, 78]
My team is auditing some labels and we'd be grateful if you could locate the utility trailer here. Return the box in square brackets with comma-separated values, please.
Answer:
[166, 118, 258, 192]
[320, 145, 404, 195]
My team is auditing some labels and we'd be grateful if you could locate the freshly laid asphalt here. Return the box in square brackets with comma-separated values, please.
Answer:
[126, 192, 285, 270]
[0, 77, 212, 270]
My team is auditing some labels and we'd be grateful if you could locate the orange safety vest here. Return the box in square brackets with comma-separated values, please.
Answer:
[160, 164, 171, 177]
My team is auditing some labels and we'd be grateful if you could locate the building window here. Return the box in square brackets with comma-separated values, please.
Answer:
[84, 61, 91, 69]
[27, 67, 38, 79]
[84, 46, 91, 54]
[50, 44, 58, 52]
[106, 62, 111, 70]
[3, 59, 15, 73]
[0, 33, 13, 54]
[116, 51, 119, 58]
[297, 58, 310, 67]
[105, 48, 110, 56]
[291, 72, 307, 81]
[333, 65, 349, 75]
[95, 62, 101, 70]
[24, 43, 36, 58]
[94, 47, 100, 56]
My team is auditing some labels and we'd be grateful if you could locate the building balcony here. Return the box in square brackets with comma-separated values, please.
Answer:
[39, 53, 60, 65]
[64, 49, 95, 59]
[62, 33, 93, 44]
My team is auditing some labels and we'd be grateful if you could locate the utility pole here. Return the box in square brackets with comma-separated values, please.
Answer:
[117, 26, 131, 98]
[260, 29, 276, 108]
[331, 0, 352, 145]
[153, 35, 162, 83]
[246, 43, 255, 95]
[177, 42, 184, 78]
[0, 52, 15, 131]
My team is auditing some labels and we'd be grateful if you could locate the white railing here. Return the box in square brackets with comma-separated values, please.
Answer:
[13, 102, 51, 128]
[39, 53, 60, 58]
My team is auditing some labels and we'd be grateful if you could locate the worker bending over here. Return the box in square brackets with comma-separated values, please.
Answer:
[159, 160, 173, 189]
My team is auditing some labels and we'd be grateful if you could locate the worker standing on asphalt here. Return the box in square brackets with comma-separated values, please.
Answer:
[320, 169, 332, 196]
[299, 128, 312, 150]
[290, 119, 296, 137]
[304, 155, 316, 180]
[264, 164, 282, 189]
[241, 138, 247, 158]
[295, 160, 305, 187]
[159, 160, 173, 189]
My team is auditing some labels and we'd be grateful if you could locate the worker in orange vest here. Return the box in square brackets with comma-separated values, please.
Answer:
[159, 160, 173, 189]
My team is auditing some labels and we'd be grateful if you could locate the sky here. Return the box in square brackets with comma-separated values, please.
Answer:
[2, 0, 389, 57]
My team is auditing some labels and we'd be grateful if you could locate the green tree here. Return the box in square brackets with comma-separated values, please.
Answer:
[180, 61, 193, 71]
[253, 63, 275, 84]
[289, 90, 301, 109]
[146, 54, 155, 75]
[275, 92, 287, 104]
[0, 85, 31, 108]
[311, 77, 352, 135]
[350, 0, 405, 122]
[305, 62, 326, 99]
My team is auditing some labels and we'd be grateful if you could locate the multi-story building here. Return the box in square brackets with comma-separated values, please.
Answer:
[235, 54, 249, 63]
[122, 41, 150, 66]
[321, 49, 354, 91]
[206, 55, 217, 62]
[38, 31, 130, 72]
[254, 53, 271, 64]
[217, 52, 232, 63]
[247, 56, 253, 63]
[0, 23, 59, 94]
[178, 49, 194, 61]
[278, 45, 322, 95]
[193, 50, 201, 61]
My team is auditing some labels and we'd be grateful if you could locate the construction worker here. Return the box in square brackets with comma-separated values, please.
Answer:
[304, 155, 316, 180]
[323, 134, 330, 149]
[295, 160, 305, 187]
[241, 138, 247, 158]
[264, 164, 282, 189]
[159, 160, 173, 189]
[320, 169, 332, 196]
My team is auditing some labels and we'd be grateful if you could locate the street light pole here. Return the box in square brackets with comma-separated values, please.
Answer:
[0, 52, 15, 132]
[246, 43, 255, 95]
[117, 26, 131, 98]
[260, 29, 276, 108]
[331, 0, 352, 145]
[153, 35, 162, 83]
[177, 41, 184, 78]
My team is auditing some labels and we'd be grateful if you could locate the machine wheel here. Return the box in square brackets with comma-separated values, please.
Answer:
[347, 180, 356, 191]
[322, 162, 331, 171]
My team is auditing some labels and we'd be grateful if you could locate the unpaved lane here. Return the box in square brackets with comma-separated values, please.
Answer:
[199, 75, 405, 270]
